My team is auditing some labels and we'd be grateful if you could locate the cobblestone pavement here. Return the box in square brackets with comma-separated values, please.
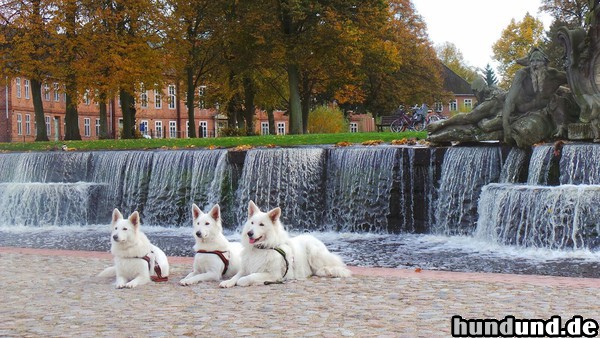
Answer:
[0, 247, 599, 337]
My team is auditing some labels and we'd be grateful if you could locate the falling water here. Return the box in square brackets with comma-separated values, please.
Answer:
[526, 145, 554, 185]
[236, 148, 327, 230]
[499, 148, 529, 183]
[433, 146, 502, 235]
[476, 183, 600, 249]
[559, 144, 600, 184]
[324, 147, 398, 232]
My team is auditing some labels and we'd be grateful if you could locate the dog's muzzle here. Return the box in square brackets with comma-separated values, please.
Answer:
[195, 230, 203, 238]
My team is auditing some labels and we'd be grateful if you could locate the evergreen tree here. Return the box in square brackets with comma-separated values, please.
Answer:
[483, 64, 498, 86]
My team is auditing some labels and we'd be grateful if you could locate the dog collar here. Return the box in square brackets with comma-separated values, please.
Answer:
[196, 250, 230, 276]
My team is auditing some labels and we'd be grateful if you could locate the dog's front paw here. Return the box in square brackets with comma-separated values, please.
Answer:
[124, 281, 138, 288]
[180, 278, 194, 286]
[219, 280, 236, 288]
[116, 283, 127, 289]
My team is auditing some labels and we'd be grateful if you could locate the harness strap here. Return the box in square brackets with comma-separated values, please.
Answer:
[272, 247, 289, 280]
[196, 250, 230, 276]
[141, 254, 168, 282]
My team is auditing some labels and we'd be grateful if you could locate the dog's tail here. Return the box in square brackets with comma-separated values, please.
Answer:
[98, 266, 116, 278]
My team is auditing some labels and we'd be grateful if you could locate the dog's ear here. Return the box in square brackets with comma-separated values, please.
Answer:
[112, 208, 123, 224]
[248, 200, 260, 217]
[267, 207, 281, 223]
[129, 211, 141, 229]
[209, 204, 220, 221]
[192, 203, 202, 220]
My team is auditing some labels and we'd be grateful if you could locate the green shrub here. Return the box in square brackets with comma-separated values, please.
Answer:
[308, 105, 349, 134]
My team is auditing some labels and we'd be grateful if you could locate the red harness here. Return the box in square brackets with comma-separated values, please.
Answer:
[196, 250, 230, 276]
[141, 255, 168, 282]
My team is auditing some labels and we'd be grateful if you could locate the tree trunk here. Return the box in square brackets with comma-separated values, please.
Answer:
[64, 91, 82, 140]
[186, 69, 196, 138]
[267, 108, 275, 135]
[31, 79, 48, 142]
[120, 89, 136, 139]
[287, 63, 303, 134]
[301, 76, 311, 134]
[243, 76, 255, 135]
[98, 92, 109, 139]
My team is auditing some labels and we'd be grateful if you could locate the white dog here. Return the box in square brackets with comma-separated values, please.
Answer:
[180, 203, 243, 285]
[220, 201, 351, 287]
[98, 209, 170, 289]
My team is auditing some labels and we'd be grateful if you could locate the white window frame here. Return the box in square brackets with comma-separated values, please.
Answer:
[84, 118, 91, 137]
[140, 85, 148, 108]
[168, 85, 176, 109]
[140, 120, 149, 136]
[199, 121, 208, 138]
[17, 114, 22, 135]
[277, 122, 286, 135]
[185, 121, 189, 138]
[261, 122, 269, 135]
[350, 122, 358, 133]
[45, 116, 51, 137]
[53, 83, 60, 102]
[95, 118, 100, 137]
[449, 100, 458, 111]
[155, 121, 163, 138]
[154, 89, 162, 109]
[84, 89, 91, 105]
[15, 78, 21, 98]
[24, 79, 30, 99]
[43, 83, 50, 101]
[464, 99, 473, 111]
[25, 114, 31, 135]
[169, 121, 177, 138]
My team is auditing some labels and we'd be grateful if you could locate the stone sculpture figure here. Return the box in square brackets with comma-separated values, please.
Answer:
[427, 47, 579, 147]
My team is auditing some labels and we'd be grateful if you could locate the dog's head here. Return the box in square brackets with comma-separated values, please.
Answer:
[110, 208, 141, 244]
[242, 200, 283, 248]
[191, 203, 222, 242]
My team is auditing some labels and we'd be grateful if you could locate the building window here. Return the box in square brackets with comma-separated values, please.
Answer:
[17, 114, 22, 135]
[25, 114, 31, 135]
[24, 79, 30, 99]
[84, 89, 91, 105]
[464, 99, 473, 111]
[45, 116, 51, 137]
[95, 118, 100, 136]
[140, 120, 148, 137]
[16, 78, 21, 98]
[155, 121, 163, 138]
[199, 121, 208, 138]
[168, 85, 176, 109]
[277, 122, 286, 135]
[350, 122, 358, 133]
[261, 122, 269, 135]
[53, 83, 60, 102]
[434, 102, 443, 112]
[198, 85, 206, 109]
[140, 85, 148, 108]
[84, 118, 91, 137]
[154, 89, 162, 109]
[449, 100, 458, 111]
[43, 83, 50, 101]
[185, 121, 189, 138]
[169, 121, 177, 138]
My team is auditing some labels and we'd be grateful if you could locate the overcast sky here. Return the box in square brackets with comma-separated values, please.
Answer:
[412, 0, 552, 72]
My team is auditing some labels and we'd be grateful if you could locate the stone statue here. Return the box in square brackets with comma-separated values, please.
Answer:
[427, 47, 580, 147]
[426, 79, 506, 143]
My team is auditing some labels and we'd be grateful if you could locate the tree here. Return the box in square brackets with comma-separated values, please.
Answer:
[539, 0, 590, 69]
[0, 0, 52, 141]
[482, 63, 498, 86]
[492, 13, 545, 89]
[163, 0, 223, 138]
[436, 42, 479, 83]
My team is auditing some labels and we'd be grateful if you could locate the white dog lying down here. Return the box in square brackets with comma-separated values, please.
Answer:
[180, 203, 243, 285]
[98, 209, 170, 289]
[220, 201, 351, 287]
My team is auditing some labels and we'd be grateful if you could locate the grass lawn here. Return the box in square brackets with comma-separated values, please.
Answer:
[0, 131, 427, 152]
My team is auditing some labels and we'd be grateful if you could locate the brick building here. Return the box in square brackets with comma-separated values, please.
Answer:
[0, 78, 292, 142]
[433, 64, 477, 117]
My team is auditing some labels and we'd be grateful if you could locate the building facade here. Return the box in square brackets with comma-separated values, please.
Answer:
[0, 78, 294, 143]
